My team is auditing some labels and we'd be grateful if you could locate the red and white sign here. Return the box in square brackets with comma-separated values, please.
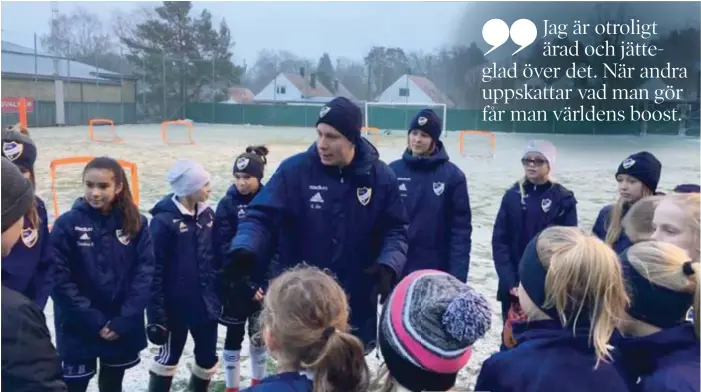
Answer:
[2, 97, 35, 113]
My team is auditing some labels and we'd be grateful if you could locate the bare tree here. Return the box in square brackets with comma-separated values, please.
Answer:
[41, 6, 115, 59]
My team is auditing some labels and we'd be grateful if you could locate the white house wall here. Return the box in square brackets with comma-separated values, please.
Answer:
[254, 74, 303, 102]
[375, 76, 434, 104]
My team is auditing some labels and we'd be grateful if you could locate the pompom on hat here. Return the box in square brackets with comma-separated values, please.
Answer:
[379, 270, 492, 392]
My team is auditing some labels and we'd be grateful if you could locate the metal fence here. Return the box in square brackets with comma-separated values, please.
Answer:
[1, 30, 697, 136]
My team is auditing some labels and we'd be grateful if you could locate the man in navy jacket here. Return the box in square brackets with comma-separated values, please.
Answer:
[226, 97, 409, 352]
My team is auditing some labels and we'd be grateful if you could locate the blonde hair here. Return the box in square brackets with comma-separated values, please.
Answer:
[260, 265, 369, 392]
[518, 175, 555, 204]
[605, 182, 654, 245]
[535, 227, 630, 367]
[622, 195, 663, 243]
[625, 241, 700, 338]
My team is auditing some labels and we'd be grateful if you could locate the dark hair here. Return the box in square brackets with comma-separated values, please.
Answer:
[83, 157, 141, 238]
[6, 128, 39, 228]
[245, 145, 269, 164]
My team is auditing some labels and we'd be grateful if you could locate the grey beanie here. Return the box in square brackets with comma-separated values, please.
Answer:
[1, 156, 34, 233]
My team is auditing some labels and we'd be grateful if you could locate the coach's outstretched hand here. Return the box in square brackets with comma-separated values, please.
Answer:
[223, 248, 256, 282]
[364, 264, 396, 305]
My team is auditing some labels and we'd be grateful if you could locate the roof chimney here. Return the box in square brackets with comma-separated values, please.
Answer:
[310, 73, 316, 89]
[333, 79, 339, 92]
[300, 67, 305, 77]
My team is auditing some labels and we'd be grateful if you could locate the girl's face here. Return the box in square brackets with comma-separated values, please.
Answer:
[234, 173, 260, 195]
[616, 174, 646, 203]
[651, 199, 698, 261]
[1, 216, 24, 257]
[522, 152, 550, 182]
[408, 129, 433, 156]
[190, 182, 211, 203]
[84, 168, 122, 212]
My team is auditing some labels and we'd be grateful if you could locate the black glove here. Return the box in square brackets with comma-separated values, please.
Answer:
[223, 248, 257, 283]
[364, 264, 396, 305]
[220, 278, 260, 325]
[146, 324, 168, 346]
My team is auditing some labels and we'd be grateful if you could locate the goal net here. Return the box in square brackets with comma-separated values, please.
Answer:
[458, 130, 496, 158]
[364, 102, 448, 139]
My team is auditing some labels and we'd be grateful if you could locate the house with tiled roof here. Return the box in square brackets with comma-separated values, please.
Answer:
[375, 74, 455, 108]
[254, 72, 358, 103]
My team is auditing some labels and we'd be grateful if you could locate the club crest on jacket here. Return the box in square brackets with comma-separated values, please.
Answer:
[116, 229, 131, 245]
[357, 187, 372, 206]
[541, 198, 552, 213]
[21, 227, 38, 248]
[433, 182, 445, 196]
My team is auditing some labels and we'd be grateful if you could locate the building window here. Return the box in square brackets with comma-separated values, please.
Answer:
[399, 87, 410, 97]
[276, 86, 286, 94]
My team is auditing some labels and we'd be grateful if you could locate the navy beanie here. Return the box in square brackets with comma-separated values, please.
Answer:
[233, 148, 266, 181]
[409, 109, 442, 141]
[620, 247, 694, 328]
[315, 97, 362, 144]
[616, 151, 662, 192]
[2, 130, 37, 172]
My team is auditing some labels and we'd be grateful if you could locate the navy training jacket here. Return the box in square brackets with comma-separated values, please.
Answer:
[388, 141, 472, 282]
[148, 195, 219, 327]
[213, 184, 275, 290]
[2, 197, 53, 309]
[241, 372, 313, 392]
[592, 204, 633, 254]
[491, 181, 578, 301]
[230, 138, 409, 348]
[475, 319, 630, 392]
[50, 198, 154, 361]
[614, 323, 699, 392]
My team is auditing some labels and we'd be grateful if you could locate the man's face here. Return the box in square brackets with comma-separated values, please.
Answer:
[316, 123, 354, 167]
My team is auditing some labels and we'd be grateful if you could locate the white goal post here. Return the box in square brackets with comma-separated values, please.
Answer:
[364, 101, 448, 138]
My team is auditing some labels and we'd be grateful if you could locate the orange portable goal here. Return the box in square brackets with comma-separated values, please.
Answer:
[49, 156, 140, 222]
[18, 98, 28, 129]
[161, 120, 196, 145]
[361, 126, 380, 145]
[458, 130, 496, 157]
[88, 118, 122, 143]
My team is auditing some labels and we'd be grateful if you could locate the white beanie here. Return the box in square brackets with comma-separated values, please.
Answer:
[166, 159, 210, 197]
[523, 140, 556, 172]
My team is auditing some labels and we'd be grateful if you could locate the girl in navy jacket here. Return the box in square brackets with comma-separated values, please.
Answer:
[214, 145, 271, 391]
[146, 159, 218, 392]
[1, 127, 54, 309]
[243, 265, 369, 392]
[477, 226, 631, 392]
[491, 140, 577, 336]
[593, 151, 661, 254]
[51, 157, 154, 392]
[615, 241, 699, 392]
[389, 109, 472, 282]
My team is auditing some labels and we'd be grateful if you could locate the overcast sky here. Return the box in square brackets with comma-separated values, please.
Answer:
[1, 1, 467, 65]
[2, 1, 698, 66]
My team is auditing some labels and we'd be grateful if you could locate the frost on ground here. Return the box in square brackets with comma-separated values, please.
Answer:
[31, 124, 699, 391]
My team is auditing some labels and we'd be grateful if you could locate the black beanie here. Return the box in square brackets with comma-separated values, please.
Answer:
[2, 130, 37, 172]
[233, 150, 266, 181]
[315, 97, 362, 144]
[616, 151, 662, 192]
[409, 109, 442, 141]
[1, 157, 34, 233]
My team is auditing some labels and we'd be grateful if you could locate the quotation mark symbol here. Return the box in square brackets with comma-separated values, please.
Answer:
[483, 18, 538, 56]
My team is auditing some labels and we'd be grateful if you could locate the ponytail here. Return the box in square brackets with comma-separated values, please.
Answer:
[83, 157, 141, 238]
[307, 329, 369, 392]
